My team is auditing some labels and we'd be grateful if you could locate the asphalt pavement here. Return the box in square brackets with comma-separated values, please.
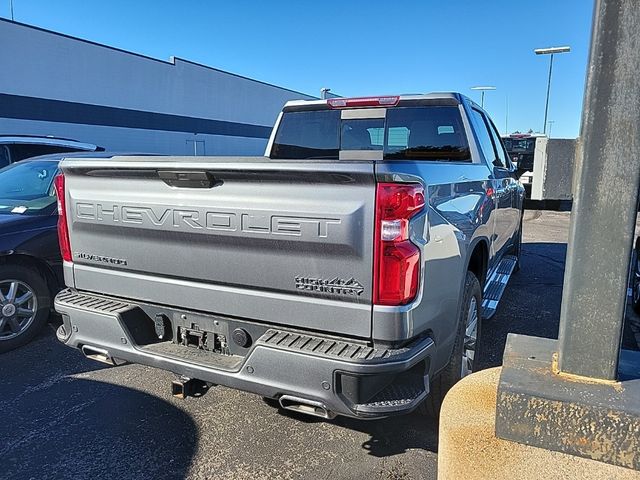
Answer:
[1, 210, 638, 480]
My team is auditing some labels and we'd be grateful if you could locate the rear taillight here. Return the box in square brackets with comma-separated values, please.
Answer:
[53, 174, 72, 262]
[373, 183, 425, 305]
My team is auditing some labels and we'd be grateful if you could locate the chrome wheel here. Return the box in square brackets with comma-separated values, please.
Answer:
[461, 296, 478, 378]
[0, 280, 38, 341]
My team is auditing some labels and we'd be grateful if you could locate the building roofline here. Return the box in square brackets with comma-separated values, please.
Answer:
[0, 17, 317, 99]
[170, 57, 317, 99]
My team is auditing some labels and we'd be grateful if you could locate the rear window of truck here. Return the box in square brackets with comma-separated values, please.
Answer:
[271, 106, 471, 162]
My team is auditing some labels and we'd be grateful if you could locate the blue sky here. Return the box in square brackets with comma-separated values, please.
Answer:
[2, 0, 594, 138]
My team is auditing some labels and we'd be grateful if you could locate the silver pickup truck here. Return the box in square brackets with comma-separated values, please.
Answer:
[54, 93, 524, 419]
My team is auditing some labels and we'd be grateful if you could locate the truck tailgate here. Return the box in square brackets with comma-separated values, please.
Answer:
[60, 156, 375, 338]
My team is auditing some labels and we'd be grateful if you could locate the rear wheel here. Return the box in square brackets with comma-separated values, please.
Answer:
[418, 271, 482, 418]
[0, 264, 51, 353]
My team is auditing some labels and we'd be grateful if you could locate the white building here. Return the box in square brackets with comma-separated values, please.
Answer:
[0, 18, 315, 155]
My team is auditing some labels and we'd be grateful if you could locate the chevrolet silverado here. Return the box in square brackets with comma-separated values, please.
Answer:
[53, 93, 524, 419]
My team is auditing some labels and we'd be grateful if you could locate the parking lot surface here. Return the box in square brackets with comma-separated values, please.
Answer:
[1, 210, 638, 480]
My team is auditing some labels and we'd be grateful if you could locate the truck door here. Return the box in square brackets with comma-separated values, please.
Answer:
[468, 108, 513, 262]
[486, 118, 520, 243]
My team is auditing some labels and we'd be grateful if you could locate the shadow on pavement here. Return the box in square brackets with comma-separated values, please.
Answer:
[479, 240, 639, 371]
[270, 397, 439, 457]
[0, 376, 198, 480]
[342, 413, 439, 457]
[478, 241, 567, 370]
[0, 326, 198, 480]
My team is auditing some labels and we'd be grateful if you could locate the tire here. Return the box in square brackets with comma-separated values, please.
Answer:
[0, 263, 51, 353]
[509, 213, 524, 273]
[418, 271, 482, 418]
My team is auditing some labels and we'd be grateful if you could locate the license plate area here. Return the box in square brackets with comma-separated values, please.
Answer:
[172, 312, 231, 356]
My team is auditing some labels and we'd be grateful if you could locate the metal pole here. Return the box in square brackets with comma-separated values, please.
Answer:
[481, 91, 485, 108]
[543, 53, 554, 134]
[505, 94, 509, 134]
[557, 0, 640, 380]
[9, 0, 14, 20]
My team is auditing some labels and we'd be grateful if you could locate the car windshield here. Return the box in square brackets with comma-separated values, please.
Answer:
[0, 160, 60, 215]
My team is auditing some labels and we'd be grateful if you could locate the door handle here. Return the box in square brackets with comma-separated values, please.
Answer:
[158, 170, 219, 188]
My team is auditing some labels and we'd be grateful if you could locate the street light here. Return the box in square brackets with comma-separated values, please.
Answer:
[470, 86, 496, 108]
[535, 46, 571, 134]
[547, 120, 555, 138]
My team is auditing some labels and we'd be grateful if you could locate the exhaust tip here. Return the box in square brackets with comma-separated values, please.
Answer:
[278, 395, 335, 419]
[81, 345, 116, 365]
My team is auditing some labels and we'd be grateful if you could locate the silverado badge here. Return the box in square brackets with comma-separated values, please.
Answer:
[295, 276, 364, 296]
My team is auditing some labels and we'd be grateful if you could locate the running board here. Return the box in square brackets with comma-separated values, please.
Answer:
[482, 255, 518, 320]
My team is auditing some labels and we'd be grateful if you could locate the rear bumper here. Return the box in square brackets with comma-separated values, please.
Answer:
[55, 289, 435, 419]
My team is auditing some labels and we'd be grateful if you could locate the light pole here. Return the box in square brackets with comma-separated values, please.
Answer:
[470, 86, 496, 108]
[547, 120, 555, 138]
[534, 46, 570, 134]
[505, 94, 509, 135]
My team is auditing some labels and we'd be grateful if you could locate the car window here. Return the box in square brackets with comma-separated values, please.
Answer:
[271, 106, 471, 161]
[487, 120, 509, 168]
[470, 108, 498, 166]
[0, 161, 60, 215]
[271, 110, 341, 159]
[383, 107, 471, 162]
[0, 146, 9, 168]
[9, 144, 80, 162]
[341, 118, 384, 150]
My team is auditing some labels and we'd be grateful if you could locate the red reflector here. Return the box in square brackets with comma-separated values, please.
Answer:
[373, 183, 425, 306]
[53, 174, 72, 263]
[327, 96, 400, 109]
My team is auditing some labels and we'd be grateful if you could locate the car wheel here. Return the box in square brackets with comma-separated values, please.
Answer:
[0, 263, 51, 353]
[418, 270, 482, 418]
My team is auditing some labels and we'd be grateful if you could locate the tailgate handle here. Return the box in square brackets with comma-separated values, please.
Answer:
[158, 170, 219, 188]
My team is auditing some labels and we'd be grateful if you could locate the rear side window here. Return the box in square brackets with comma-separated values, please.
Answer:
[469, 109, 498, 165]
[486, 120, 509, 168]
[383, 107, 471, 161]
[271, 110, 340, 159]
[9, 144, 80, 162]
[271, 105, 471, 162]
[0, 146, 9, 168]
